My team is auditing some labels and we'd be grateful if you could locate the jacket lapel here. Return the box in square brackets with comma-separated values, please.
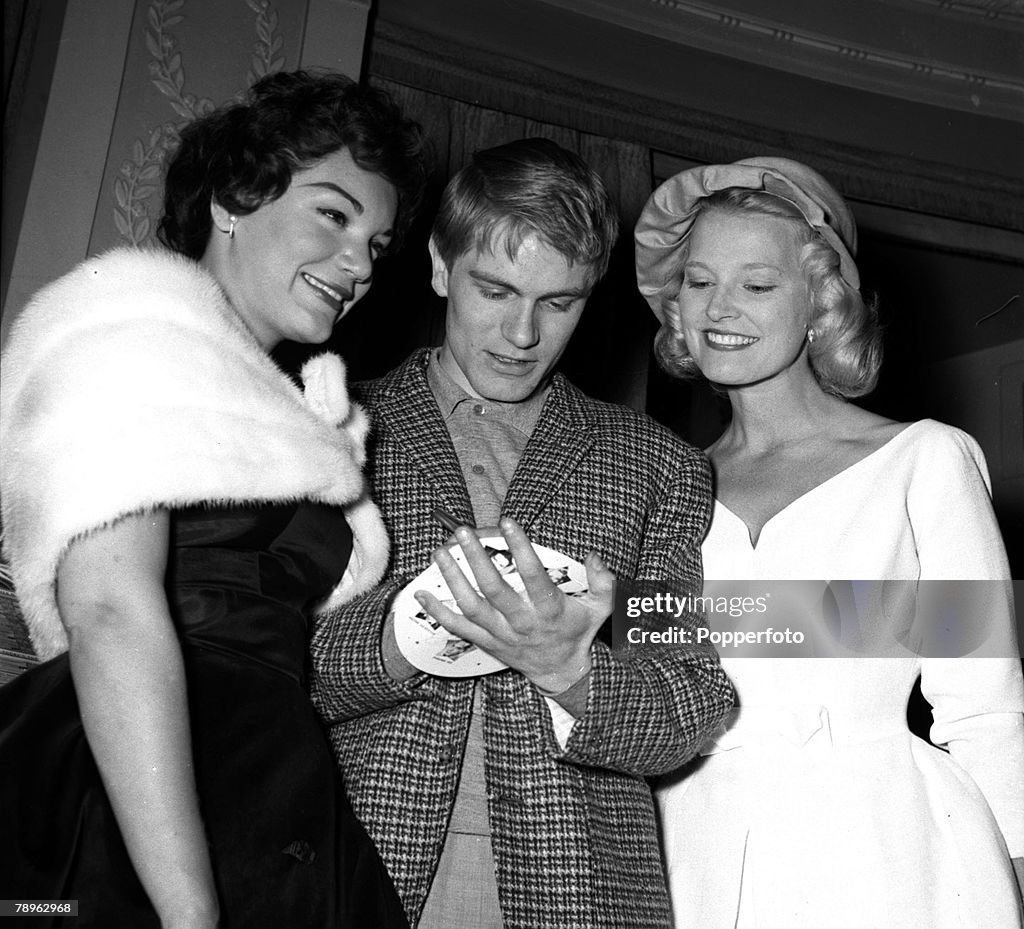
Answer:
[374, 351, 475, 525]
[503, 374, 595, 530]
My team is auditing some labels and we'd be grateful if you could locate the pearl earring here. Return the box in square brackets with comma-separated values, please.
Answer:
[228, 216, 237, 239]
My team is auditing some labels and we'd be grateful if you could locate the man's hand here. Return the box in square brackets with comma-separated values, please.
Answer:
[413, 517, 615, 693]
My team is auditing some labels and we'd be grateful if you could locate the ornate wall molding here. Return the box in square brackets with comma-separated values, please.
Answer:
[4, 0, 372, 340]
[247, 0, 288, 84]
[112, 0, 285, 248]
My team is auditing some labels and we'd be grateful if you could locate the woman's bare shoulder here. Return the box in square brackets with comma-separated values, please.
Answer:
[828, 402, 907, 454]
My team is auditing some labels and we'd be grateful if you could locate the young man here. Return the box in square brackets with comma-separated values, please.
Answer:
[311, 138, 733, 929]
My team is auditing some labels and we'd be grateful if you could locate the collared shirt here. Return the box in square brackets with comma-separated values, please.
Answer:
[427, 350, 547, 528]
[419, 352, 583, 926]
[427, 350, 581, 750]
[425, 351, 547, 838]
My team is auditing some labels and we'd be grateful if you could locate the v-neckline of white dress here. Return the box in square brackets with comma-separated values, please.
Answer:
[714, 420, 924, 551]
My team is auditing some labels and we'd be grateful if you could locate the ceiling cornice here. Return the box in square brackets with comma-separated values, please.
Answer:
[901, 0, 1024, 23]
[369, 19, 1024, 239]
[537, 0, 1024, 121]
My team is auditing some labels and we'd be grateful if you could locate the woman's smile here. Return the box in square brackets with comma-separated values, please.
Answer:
[703, 330, 759, 349]
[301, 272, 353, 312]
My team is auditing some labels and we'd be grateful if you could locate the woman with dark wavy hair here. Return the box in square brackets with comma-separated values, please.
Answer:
[0, 70, 425, 928]
[635, 157, 1024, 928]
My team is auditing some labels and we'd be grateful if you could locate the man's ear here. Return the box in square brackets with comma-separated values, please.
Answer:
[427, 236, 450, 298]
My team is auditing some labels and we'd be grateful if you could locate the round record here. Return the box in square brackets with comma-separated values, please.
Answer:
[392, 536, 589, 678]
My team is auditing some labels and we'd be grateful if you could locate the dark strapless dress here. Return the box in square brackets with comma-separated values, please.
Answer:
[0, 502, 408, 928]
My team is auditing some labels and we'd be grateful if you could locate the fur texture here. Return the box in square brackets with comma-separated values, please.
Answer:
[0, 248, 388, 659]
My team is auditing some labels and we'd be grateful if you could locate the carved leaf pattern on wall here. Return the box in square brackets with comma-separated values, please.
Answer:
[113, 0, 285, 247]
[247, 0, 286, 85]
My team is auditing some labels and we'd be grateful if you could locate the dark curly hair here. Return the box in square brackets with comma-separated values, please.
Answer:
[158, 70, 427, 259]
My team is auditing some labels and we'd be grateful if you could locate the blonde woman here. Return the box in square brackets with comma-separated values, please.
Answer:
[636, 157, 1024, 928]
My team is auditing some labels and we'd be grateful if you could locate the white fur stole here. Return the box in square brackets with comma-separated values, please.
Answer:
[0, 248, 388, 659]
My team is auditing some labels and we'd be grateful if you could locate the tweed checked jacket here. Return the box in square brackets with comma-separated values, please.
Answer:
[311, 349, 733, 929]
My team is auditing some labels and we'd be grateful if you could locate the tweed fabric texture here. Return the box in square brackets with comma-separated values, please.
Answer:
[311, 349, 734, 929]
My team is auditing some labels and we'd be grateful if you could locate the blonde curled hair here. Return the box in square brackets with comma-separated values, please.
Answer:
[655, 188, 881, 399]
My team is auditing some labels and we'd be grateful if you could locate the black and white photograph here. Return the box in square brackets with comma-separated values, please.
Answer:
[1, 1, 1022, 926]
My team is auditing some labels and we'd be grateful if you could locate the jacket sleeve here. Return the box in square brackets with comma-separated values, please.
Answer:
[309, 579, 437, 724]
[546, 446, 735, 777]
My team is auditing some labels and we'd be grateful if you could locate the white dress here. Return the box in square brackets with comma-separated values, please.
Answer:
[658, 420, 1024, 929]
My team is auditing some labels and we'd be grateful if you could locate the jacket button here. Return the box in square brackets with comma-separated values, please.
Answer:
[490, 792, 521, 808]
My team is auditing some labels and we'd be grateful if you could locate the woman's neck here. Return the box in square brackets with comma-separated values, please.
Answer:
[712, 369, 843, 457]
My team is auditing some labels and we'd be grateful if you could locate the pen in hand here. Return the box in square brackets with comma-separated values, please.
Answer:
[430, 508, 514, 573]
[431, 507, 473, 535]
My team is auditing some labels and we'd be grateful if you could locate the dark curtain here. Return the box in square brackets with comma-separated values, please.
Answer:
[3, 0, 33, 107]
[2, 0, 67, 313]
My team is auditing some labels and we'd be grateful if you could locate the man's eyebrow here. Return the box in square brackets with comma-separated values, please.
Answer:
[543, 286, 590, 300]
[467, 269, 589, 300]
[299, 181, 364, 214]
[468, 269, 521, 294]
